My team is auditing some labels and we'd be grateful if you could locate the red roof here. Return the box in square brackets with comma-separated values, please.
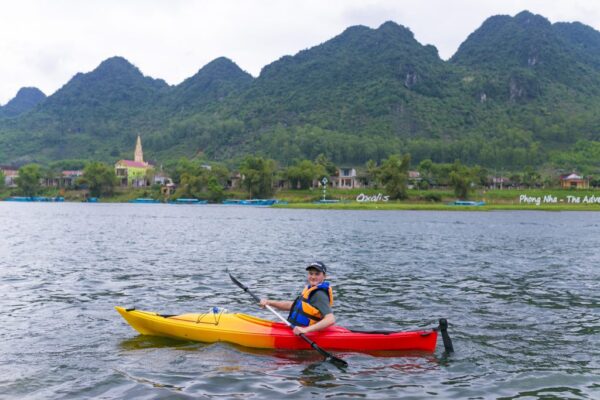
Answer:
[3, 169, 18, 177]
[116, 160, 150, 168]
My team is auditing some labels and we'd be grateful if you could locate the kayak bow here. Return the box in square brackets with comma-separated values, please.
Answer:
[115, 306, 447, 352]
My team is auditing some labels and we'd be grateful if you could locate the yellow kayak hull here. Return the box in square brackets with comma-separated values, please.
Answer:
[115, 306, 440, 352]
[115, 306, 277, 349]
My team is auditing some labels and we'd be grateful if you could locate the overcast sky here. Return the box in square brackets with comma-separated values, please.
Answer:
[1, 0, 600, 104]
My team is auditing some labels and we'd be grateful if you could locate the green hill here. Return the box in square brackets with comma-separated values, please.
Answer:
[1, 11, 600, 173]
[0, 87, 46, 117]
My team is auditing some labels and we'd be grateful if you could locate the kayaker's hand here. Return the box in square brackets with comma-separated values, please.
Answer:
[293, 326, 308, 336]
[259, 299, 269, 308]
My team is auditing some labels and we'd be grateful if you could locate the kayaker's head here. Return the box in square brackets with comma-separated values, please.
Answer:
[306, 261, 326, 286]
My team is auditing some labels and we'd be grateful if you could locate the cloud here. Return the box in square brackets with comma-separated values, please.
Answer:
[1, 0, 599, 104]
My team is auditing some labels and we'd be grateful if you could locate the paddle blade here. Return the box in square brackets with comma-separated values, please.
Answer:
[228, 272, 261, 302]
[228, 272, 246, 290]
[439, 318, 454, 353]
[327, 355, 348, 368]
[300, 333, 348, 368]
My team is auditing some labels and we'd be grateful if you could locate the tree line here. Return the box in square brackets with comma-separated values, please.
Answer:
[4, 153, 597, 201]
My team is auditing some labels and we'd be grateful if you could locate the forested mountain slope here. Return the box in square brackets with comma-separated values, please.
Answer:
[1, 11, 600, 172]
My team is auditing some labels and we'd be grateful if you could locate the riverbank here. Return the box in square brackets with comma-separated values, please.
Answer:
[2, 187, 600, 210]
[274, 187, 600, 210]
[274, 202, 600, 211]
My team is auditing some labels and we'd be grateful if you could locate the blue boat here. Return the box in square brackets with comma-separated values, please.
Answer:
[4, 196, 33, 202]
[241, 199, 277, 206]
[129, 198, 161, 204]
[31, 196, 51, 202]
[169, 198, 208, 205]
[4, 196, 65, 202]
[449, 200, 486, 206]
[222, 199, 242, 205]
[222, 199, 277, 206]
[86, 197, 99, 203]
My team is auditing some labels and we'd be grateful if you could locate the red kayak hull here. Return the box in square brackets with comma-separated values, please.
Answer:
[116, 307, 440, 352]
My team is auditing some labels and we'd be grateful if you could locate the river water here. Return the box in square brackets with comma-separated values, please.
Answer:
[0, 203, 598, 399]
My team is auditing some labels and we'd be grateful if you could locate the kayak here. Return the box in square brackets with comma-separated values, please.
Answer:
[115, 306, 443, 352]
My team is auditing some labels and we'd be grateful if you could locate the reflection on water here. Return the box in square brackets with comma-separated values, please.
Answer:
[118, 336, 204, 351]
[114, 368, 185, 392]
[298, 362, 338, 388]
[0, 203, 599, 398]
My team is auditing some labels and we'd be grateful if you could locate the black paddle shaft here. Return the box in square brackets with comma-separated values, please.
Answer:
[228, 272, 348, 368]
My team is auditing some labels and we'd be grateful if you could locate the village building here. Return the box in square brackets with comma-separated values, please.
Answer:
[60, 170, 84, 188]
[153, 171, 171, 186]
[560, 173, 589, 189]
[0, 167, 18, 187]
[115, 136, 154, 187]
[42, 170, 84, 188]
[331, 167, 364, 189]
[408, 170, 421, 188]
[490, 176, 510, 190]
[227, 172, 242, 190]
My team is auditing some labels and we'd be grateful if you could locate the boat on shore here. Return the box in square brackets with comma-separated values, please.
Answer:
[129, 198, 161, 204]
[222, 199, 277, 206]
[448, 200, 486, 206]
[4, 196, 64, 202]
[115, 306, 449, 353]
[168, 198, 208, 205]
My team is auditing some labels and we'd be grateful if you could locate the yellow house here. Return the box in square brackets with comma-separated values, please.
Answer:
[115, 136, 153, 187]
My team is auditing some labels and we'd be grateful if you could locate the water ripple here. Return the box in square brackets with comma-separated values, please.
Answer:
[0, 204, 599, 399]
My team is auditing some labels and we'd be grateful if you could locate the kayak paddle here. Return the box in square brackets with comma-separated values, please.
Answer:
[228, 271, 348, 368]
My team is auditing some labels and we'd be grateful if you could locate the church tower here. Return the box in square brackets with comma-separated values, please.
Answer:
[134, 135, 144, 163]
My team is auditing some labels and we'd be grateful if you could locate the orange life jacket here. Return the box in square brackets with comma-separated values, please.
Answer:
[287, 282, 333, 327]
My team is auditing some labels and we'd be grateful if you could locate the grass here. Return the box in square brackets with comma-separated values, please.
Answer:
[274, 202, 600, 211]
[2, 186, 600, 211]
[273, 187, 600, 211]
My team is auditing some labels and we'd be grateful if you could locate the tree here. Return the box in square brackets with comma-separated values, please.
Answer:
[16, 164, 42, 196]
[429, 162, 454, 186]
[449, 160, 474, 200]
[206, 175, 225, 202]
[378, 154, 410, 200]
[472, 166, 490, 187]
[170, 158, 200, 185]
[172, 160, 229, 202]
[0, 170, 5, 192]
[285, 160, 325, 189]
[365, 159, 379, 188]
[79, 162, 117, 197]
[417, 159, 434, 187]
[315, 154, 337, 176]
[42, 166, 60, 188]
[49, 159, 86, 171]
[239, 156, 276, 198]
[176, 171, 204, 198]
[522, 166, 541, 188]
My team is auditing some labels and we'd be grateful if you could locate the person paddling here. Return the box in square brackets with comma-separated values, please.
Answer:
[260, 261, 336, 336]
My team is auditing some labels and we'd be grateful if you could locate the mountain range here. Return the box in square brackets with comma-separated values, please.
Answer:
[1, 10, 600, 173]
